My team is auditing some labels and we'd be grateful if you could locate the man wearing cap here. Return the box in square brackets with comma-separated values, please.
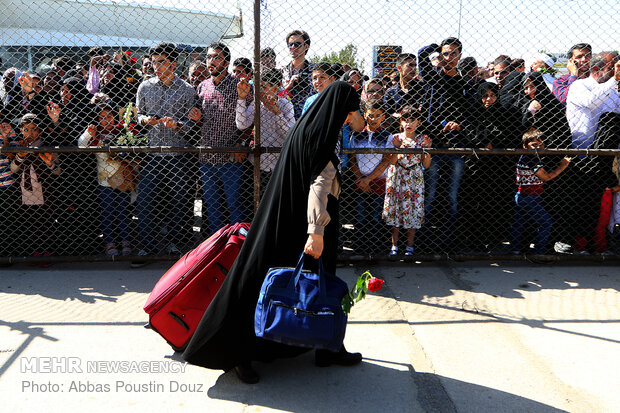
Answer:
[527, 52, 556, 91]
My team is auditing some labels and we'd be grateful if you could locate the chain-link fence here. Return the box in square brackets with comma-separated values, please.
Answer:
[1, 0, 619, 264]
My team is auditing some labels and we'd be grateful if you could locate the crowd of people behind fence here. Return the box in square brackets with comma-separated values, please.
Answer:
[0, 30, 619, 265]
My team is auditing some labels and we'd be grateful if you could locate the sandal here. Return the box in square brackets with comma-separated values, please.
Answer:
[121, 241, 132, 256]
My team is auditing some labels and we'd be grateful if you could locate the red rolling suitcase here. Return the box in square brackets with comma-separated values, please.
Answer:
[143, 222, 250, 351]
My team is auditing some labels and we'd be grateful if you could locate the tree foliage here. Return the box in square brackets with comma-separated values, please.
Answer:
[310, 43, 365, 69]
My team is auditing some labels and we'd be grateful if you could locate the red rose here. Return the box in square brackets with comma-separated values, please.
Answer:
[367, 278, 384, 292]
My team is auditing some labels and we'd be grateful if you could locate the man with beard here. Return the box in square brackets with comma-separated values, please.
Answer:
[197, 42, 249, 235]
[493, 59, 513, 90]
[188, 61, 209, 90]
[553, 43, 592, 105]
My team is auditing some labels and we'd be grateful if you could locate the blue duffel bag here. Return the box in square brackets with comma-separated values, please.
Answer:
[254, 253, 349, 351]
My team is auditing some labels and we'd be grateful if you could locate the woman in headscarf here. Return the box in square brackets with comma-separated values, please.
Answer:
[183, 81, 361, 383]
[47, 77, 101, 255]
[99, 62, 139, 110]
[52, 77, 94, 144]
[341, 68, 364, 94]
[0, 68, 26, 123]
[459, 82, 520, 252]
[519, 72, 571, 148]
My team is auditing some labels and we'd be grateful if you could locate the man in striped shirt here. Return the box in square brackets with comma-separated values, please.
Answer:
[197, 43, 250, 235]
[553, 43, 592, 105]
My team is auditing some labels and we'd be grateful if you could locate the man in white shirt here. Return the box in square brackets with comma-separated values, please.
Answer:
[567, 52, 620, 150]
[564, 52, 620, 253]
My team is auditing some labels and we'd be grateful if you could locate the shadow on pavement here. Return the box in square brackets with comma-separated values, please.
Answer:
[206, 353, 567, 413]
[0, 262, 169, 303]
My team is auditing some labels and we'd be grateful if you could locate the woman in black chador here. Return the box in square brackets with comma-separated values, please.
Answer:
[183, 81, 361, 384]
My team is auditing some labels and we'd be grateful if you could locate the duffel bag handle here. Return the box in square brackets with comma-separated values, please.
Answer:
[290, 252, 330, 298]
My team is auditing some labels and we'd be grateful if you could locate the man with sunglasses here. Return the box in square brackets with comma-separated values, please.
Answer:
[417, 37, 473, 252]
[281, 30, 314, 119]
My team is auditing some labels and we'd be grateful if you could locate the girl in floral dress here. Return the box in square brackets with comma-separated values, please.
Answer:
[383, 106, 431, 255]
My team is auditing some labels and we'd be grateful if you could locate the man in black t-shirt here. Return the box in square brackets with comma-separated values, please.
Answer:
[417, 37, 473, 250]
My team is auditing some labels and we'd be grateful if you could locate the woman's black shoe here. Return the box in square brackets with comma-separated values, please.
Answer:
[233, 362, 260, 384]
[315, 346, 362, 367]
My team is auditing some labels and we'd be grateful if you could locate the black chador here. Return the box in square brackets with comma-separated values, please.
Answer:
[183, 82, 360, 371]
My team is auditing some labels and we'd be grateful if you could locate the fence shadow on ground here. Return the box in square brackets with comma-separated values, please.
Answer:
[207, 352, 568, 413]
[0, 262, 170, 302]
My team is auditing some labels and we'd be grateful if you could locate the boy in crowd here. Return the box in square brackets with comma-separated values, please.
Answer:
[349, 101, 394, 254]
[188, 61, 209, 89]
[302, 62, 336, 114]
[232, 57, 253, 79]
[510, 128, 571, 255]
[236, 68, 295, 195]
[260, 48, 277, 70]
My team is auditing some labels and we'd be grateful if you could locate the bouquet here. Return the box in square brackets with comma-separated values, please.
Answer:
[341, 270, 384, 315]
[112, 103, 147, 162]
[116, 103, 145, 146]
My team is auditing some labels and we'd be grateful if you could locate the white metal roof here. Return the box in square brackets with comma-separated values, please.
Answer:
[0, 0, 242, 47]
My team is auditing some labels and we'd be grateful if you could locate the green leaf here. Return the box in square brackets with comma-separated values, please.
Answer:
[355, 275, 366, 292]
[341, 295, 353, 315]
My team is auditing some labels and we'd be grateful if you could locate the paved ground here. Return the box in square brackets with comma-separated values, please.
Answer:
[1, 260, 619, 412]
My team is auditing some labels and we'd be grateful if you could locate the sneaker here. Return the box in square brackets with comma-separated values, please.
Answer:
[554, 242, 573, 254]
[389, 246, 398, 256]
[130, 249, 151, 268]
[106, 243, 119, 257]
[595, 250, 614, 256]
[121, 241, 132, 256]
[405, 246, 414, 256]
[167, 243, 181, 255]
